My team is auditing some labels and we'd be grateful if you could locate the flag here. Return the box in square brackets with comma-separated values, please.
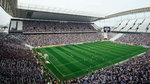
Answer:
[37, 52, 42, 56]
[45, 61, 50, 64]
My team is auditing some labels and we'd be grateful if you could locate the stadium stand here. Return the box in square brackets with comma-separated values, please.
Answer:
[107, 32, 118, 40]
[147, 24, 150, 33]
[137, 18, 150, 32]
[14, 33, 103, 47]
[0, 33, 47, 84]
[128, 19, 145, 32]
[121, 19, 137, 32]
[116, 33, 150, 46]
[1, 0, 150, 83]
[112, 18, 150, 33]
[113, 20, 129, 31]
[23, 21, 96, 33]
[12, 21, 103, 47]
[42, 50, 150, 84]
[112, 22, 122, 31]
[1, 31, 150, 83]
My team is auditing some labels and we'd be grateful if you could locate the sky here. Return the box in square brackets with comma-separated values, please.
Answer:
[0, 7, 12, 25]
[18, 0, 150, 16]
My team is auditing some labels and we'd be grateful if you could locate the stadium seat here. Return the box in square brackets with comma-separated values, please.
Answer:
[128, 19, 145, 32]
[121, 19, 137, 32]
[137, 19, 150, 32]
[112, 21, 122, 31]
[113, 20, 129, 32]
[146, 23, 150, 33]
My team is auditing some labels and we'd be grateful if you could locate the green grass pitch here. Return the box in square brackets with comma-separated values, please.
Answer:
[35, 41, 149, 81]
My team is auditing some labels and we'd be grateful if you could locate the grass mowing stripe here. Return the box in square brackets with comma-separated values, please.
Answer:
[100, 42, 144, 50]
[76, 44, 121, 57]
[41, 48, 76, 80]
[65, 46, 96, 64]
[55, 47, 91, 68]
[35, 41, 149, 81]
[86, 42, 143, 53]
[82, 42, 143, 56]
[37, 48, 61, 80]
[42, 48, 66, 76]
[58, 43, 123, 74]
[73, 44, 118, 60]
[73, 45, 120, 65]
[46, 48, 82, 75]
[65, 45, 107, 66]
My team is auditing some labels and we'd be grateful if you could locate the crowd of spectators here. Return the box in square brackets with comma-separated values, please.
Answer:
[62, 50, 150, 84]
[14, 33, 103, 47]
[0, 33, 46, 84]
[2, 20, 150, 84]
[23, 21, 96, 33]
[116, 33, 150, 46]
[107, 33, 118, 40]
[18, 20, 104, 47]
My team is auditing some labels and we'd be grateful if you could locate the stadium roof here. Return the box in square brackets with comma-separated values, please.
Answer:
[105, 7, 150, 18]
[15, 3, 103, 22]
[1, 0, 150, 22]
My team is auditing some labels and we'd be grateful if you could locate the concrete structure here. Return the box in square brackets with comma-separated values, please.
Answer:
[105, 7, 150, 19]
[0, 0, 104, 22]
[1, 0, 150, 22]
[0, 0, 17, 16]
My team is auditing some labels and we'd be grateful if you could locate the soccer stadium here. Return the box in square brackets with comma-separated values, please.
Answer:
[0, 0, 150, 84]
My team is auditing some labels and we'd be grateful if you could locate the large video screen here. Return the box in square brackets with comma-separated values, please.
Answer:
[104, 26, 110, 32]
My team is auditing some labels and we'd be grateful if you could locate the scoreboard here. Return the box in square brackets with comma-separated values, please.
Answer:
[104, 26, 110, 32]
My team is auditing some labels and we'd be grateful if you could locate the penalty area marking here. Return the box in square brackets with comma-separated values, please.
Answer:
[63, 49, 148, 77]
[39, 49, 65, 78]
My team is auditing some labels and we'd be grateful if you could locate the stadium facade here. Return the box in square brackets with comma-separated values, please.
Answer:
[1, 0, 150, 33]
[97, 7, 150, 33]
[1, 0, 150, 84]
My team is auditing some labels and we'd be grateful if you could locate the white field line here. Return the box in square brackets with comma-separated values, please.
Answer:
[85, 42, 139, 53]
[38, 49, 60, 80]
[49, 48, 90, 75]
[68, 44, 145, 76]
[53, 48, 82, 65]
[54, 46, 99, 67]
[37, 42, 148, 79]
[63, 60, 110, 76]
[53, 49, 88, 67]
[41, 48, 65, 77]
[84, 43, 145, 58]
[115, 51, 146, 65]
[63, 61, 107, 77]
[78, 44, 122, 56]
[63, 49, 147, 77]
[56, 61, 80, 67]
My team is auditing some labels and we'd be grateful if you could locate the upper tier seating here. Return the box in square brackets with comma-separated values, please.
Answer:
[112, 22, 122, 31]
[113, 20, 129, 31]
[14, 33, 103, 47]
[146, 24, 150, 33]
[23, 21, 96, 33]
[121, 19, 137, 32]
[112, 18, 150, 33]
[137, 19, 150, 32]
